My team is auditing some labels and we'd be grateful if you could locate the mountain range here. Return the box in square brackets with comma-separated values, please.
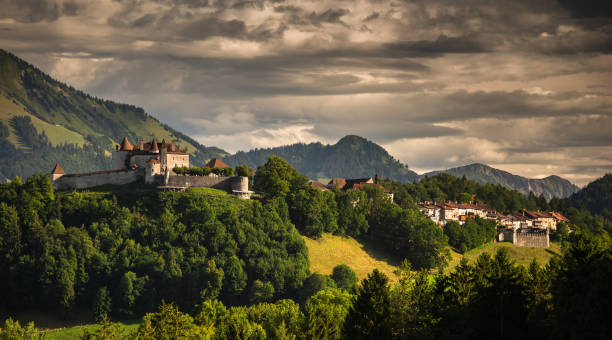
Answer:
[0, 50, 582, 198]
[223, 136, 580, 199]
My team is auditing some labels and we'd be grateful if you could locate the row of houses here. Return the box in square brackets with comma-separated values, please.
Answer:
[417, 201, 568, 231]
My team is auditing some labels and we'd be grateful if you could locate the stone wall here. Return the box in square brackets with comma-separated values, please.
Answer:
[513, 228, 549, 248]
[54, 168, 142, 190]
[166, 175, 247, 191]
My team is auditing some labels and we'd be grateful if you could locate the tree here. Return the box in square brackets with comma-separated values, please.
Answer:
[235, 165, 250, 177]
[290, 189, 338, 238]
[249, 280, 275, 304]
[0, 318, 45, 340]
[550, 232, 612, 339]
[253, 156, 308, 198]
[343, 269, 392, 339]
[80, 316, 122, 340]
[331, 264, 358, 291]
[92, 287, 112, 322]
[388, 260, 438, 339]
[305, 288, 353, 340]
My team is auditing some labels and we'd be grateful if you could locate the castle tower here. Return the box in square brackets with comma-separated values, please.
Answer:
[51, 163, 64, 181]
[150, 137, 159, 154]
[145, 158, 161, 184]
[113, 137, 133, 169]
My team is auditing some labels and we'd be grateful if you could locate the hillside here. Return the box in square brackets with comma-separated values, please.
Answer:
[422, 163, 579, 199]
[0, 49, 227, 180]
[224, 135, 420, 183]
[569, 173, 612, 216]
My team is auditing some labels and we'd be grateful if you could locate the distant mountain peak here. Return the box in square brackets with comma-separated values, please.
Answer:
[422, 163, 579, 199]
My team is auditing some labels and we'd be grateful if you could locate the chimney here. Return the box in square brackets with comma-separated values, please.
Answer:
[375, 173, 379, 184]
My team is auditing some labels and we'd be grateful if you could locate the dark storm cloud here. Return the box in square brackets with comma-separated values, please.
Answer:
[558, 0, 612, 18]
[308, 8, 350, 26]
[363, 12, 379, 22]
[0, 0, 83, 23]
[383, 34, 488, 57]
[2, 0, 612, 183]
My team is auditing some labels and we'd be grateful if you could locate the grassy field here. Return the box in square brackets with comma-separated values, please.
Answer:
[186, 187, 229, 195]
[0, 95, 87, 147]
[304, 233, 563, 281]
[303, 233, 401, 281]
[44, 321, 140, 340]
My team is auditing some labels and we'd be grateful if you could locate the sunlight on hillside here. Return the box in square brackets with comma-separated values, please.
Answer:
[0, 95, 87, 147]
[303, 233, 399, 281]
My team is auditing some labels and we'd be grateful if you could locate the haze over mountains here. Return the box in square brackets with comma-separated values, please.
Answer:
[0, 49, 583, 198]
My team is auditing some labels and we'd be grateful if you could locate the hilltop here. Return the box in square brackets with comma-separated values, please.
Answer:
[422, 163, 580, 199]
[224, 135, 419, 183]
[0, 49, 227, 180]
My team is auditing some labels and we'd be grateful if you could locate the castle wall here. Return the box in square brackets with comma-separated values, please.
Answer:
[113, 150, 129, 169]
[166, 154, 189, 172]
[54, 169, 142, 190]
[130, 155, 153, 168]
[166, 175, 247, 191]
[513, 229, 549, 248]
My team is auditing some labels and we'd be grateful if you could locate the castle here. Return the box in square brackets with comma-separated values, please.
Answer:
[51, 137, 251, 198]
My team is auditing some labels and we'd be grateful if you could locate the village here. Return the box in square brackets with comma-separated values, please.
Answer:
[416, 200, 568, 248]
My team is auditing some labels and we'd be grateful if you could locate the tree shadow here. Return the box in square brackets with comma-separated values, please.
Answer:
[355, 236, 404, 268]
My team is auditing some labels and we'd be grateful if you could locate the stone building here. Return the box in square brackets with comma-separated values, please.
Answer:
[50, 136, 251, 198]
[113, 137, 189, 175]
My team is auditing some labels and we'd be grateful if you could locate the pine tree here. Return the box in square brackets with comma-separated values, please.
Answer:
[343, 269, 392, 339]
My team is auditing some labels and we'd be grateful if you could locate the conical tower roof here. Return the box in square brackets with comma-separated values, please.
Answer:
[51, 162, 65, 174]
[151, 137, 159, 153]
[119, 137, 133, 151]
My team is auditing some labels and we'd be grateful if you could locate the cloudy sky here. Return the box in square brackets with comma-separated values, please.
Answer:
[2, 0, 612, 185]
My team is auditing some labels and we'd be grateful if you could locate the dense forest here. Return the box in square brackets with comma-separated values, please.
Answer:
[3, 233, 610, 340]
[1, 156, 611, 339]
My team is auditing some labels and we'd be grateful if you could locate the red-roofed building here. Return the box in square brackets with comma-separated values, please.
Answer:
[524, 210, 557, 230]
[113, 137, 189, 174]
[206, 158, 230, 169]
[51, 163, 65, 181]
[309, 181, 328, 191]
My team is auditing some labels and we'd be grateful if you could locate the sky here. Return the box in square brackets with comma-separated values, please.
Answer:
[1, 0, 612, 186]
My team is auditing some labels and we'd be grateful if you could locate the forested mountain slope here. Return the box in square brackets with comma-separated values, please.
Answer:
[569, 173, 612, 216]
[0, 49, 227, 180]
[223, 135, 420, 183]
[422, 163, 580, 199]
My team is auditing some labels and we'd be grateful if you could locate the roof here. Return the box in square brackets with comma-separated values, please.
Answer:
[310, 181, 328, 190]
[147, 158, 160, 164]
[150, 137, 159, 153]
[549, 211, 569, 222]
[524, 210, 553, 219]
[327, 178, 347, 189]
[119, 137, 133, 151]
[128, 137, 187, 155]
[51, 163, 64, 174]
[206, 158, 230, 169]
